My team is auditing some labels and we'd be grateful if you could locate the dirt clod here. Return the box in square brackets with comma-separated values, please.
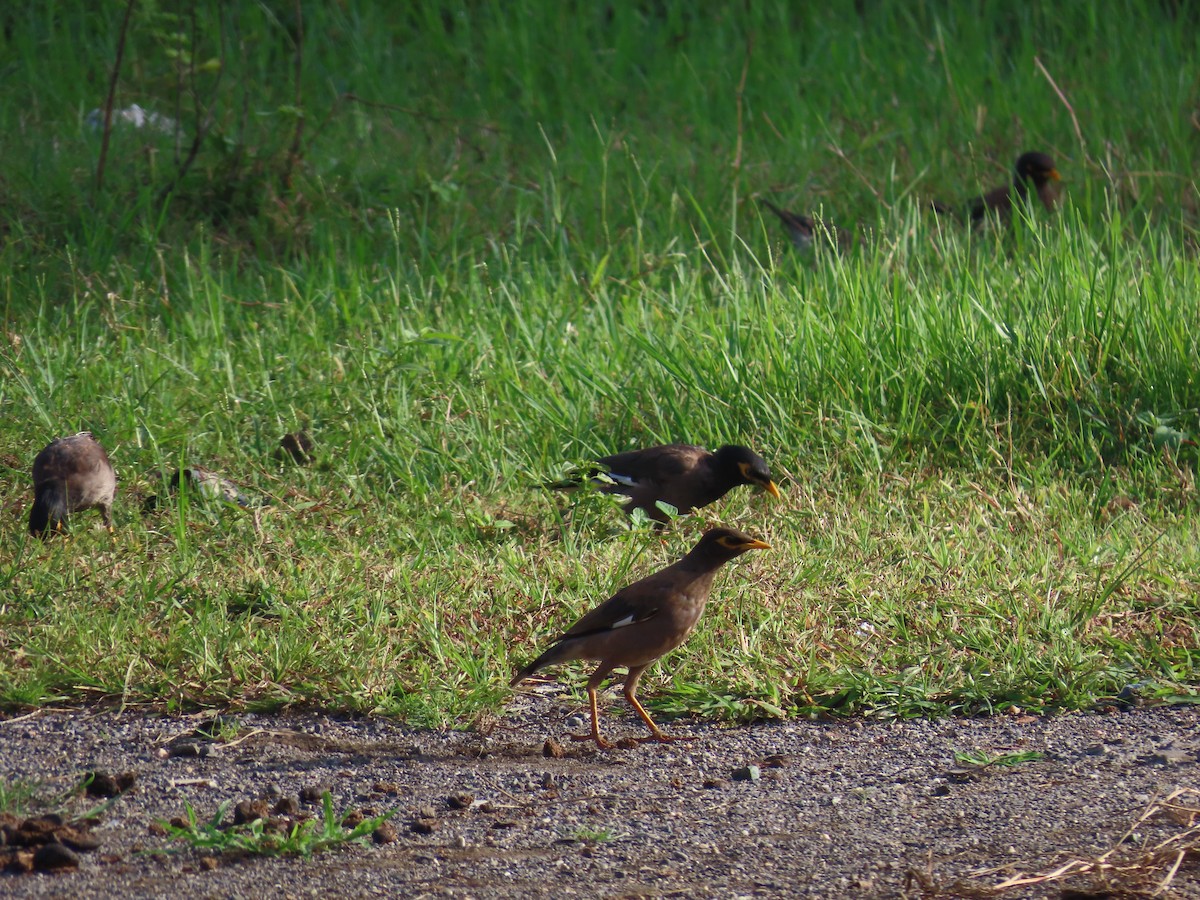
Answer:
[32, 842, 79, 872]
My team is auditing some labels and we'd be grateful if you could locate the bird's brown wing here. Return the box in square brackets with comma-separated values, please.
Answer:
[598, 444, 707, 489]
[557, 583, 661, 642]
[968, 184, 1014, 223]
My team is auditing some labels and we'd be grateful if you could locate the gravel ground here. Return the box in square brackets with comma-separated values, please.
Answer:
[1, 696, 1198, 899]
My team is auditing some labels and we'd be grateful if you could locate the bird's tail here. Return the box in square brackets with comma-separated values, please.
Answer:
[510, 641, 571, 687]
[29, 483, 68, 538]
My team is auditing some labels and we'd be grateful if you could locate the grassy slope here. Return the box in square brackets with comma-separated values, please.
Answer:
[0, 1, 1197, 725]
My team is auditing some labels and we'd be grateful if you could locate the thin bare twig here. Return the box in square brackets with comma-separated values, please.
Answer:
[1034, 56, 1093, 170]
[96, 0, 138, 193]
[827, 141, 888, 208]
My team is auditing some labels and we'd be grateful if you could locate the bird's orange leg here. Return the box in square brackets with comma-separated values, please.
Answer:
[570, 668, 615, 749]
[625, 666, 696, 744]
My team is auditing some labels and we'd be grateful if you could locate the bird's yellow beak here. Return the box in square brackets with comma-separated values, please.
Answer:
[1047, 168, 1061, 181]
[743, 538, 772, 551]
[764, 480, 782, 499]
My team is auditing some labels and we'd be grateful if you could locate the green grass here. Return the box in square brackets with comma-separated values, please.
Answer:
[156, 794, 392, 859]
[0, 1, 1198, 726]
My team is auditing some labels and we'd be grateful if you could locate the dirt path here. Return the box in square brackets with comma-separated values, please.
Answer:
[1, 700, 1198, 898]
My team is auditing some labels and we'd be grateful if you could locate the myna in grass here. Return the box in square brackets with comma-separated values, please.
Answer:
[276, 430, 314, 465]
[760, 199, 852, 251]
[550, 443, 781, 525]
[29, 432, 117, 538]
[937, 151, 1061, 225]
[510, 526, 771, 748]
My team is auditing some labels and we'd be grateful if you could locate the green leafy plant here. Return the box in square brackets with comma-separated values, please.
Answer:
[953, 749, 1046, 769]
[157, 793, 392, 858]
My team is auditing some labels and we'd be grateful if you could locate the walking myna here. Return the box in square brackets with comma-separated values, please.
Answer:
[760, 199, 851, 251]
[29, 432, 117, 537]
[550, 443, 781, 524]
[936, 151, 1061, 225]
[510, 527, 771, 748]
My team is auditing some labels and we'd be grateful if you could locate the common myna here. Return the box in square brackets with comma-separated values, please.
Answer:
[937, 151, 1061, 225]
[760, 199, 852, 251]
[510, 526, 771, 748]
[28, 432, 117, 537]
[276, 430, 314, 465]
[550, 443, 781, 524]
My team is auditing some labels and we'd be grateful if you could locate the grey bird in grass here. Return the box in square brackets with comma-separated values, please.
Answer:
[760, 199, 853, 252]
[548, 443, 781, 525]
[29, 432, 117, 538]
[145, 465, 259, 510]
[172, 466, 255, 507]
[510, 527, 771, 749]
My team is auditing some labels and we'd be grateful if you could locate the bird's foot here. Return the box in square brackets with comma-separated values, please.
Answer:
[569, 732, 613, 750]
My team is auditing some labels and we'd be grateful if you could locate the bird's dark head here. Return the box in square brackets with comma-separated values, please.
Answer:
[1014, 152, 1060, 187]
[690, 527, 772, 564]
[714, 445, 782, 498]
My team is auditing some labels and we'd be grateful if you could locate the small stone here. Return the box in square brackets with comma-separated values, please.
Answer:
[1085, 744, 1108, 756]
[411, 818, 438, 834]
[169, 816, 189, 829]
[33, 842, 79, 872]
[373, 782, 401, 795]
[299, 785, 331, 803]
[372, 822, 399, 844]
[540, 773, 556, 790]
[416, 805, 438, 820]
[703, 778, 727, 790]
[342, 810, 365, 828]
[731, 765, 761, 783]
[273, 797, 300, 816]
[84, 772, 121, 797]
[1152, 748, 1192, 765]
[232, 800, 269, 825]
[447, 794, 474, 810]
[167, 742, 208, 759]
[543, 738, 565, 759]
[199, 855, 219, 871]
[147, 822, 168, 837]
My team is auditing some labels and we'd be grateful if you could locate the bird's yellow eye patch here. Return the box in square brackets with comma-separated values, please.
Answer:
[717, 535, 771, 551]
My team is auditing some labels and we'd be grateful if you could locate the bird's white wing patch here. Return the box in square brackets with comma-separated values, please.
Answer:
[606, 472, 639, 488]
[609, 614, 638, 629]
